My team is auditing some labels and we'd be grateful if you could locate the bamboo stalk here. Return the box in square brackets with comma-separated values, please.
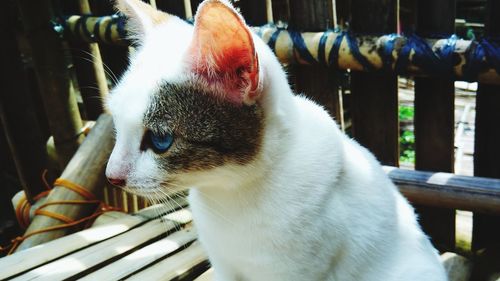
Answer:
[16, 0, 84, 168]
[15, 114, 114, 252]
[63, 15, 500, 84]
[70, 0, 109, 120]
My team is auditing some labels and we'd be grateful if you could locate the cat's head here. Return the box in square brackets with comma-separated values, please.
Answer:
[106, 0, 276, 198]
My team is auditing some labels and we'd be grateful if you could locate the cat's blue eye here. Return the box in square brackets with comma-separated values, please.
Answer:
[148, 131, 174, 154]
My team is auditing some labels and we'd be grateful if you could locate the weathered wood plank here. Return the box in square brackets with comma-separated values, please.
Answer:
[1, 216, 143, 279]
[80, 226, 196, 280]
[0, 200, 187, 280]
[472, 0, 500, 253]
[383, 166, 500, 215]
[413, 0, 456, 252]
[288, 0, 342, 122]
[238, 0, 268, 26]
[125, 241, 208, 281]
[194, 268, 214, 281]
[350, 0, 399, 166]
[12, 211, 186, 281]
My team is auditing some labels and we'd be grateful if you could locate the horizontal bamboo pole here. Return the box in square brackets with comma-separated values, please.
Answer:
[61, 15, 500, 83]
[15, 114, 114, 252]
[384, 166, 500, 215]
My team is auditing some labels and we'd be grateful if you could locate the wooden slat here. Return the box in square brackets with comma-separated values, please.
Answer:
[472, 0, 500, 252]
[349, 0, 399, 166]
[288, 0, 342, 123]
[80, 226, 196, 280]
[384, 166, 500, 215]
[12, 211, 186, 281]
[413, 0, 456, 252]
[125, 241, 208, 281]
[0, 202, 186, 280]
[1, 215, 143, 279]
[194, 268, 214, 281]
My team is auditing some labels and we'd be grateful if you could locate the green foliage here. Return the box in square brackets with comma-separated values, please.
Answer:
[399, 105, 415, 164]
[399, 105, 414, 121]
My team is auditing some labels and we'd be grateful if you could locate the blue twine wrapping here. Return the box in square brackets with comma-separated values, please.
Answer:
[267, 27, 282, 51]
[318, 30, 333, 65]
[115, 15, 128, 42]
[462, 41, 485, 81]
[328, 31, 345, 68]
[93, 16, 106, 43]
[482, 38, 500, 75]
[382, 34, 399, 71]
[80, 15, 95, 42]
[346, 33, 376, 71]
[289, 30, 317, 64]
[435, 34, 458, 76]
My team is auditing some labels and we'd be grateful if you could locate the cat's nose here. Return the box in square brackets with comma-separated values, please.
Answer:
[108, 177, 126, 187]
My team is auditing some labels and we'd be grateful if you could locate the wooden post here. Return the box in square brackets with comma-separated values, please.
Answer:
[350, 0, 399, 166]
[288, 0, 342, 123]
[65, 0, 109, 120]
[238, 0, 268, 26]
[413, 0, 456, 252]
[0, 1, 49, 201]
[15, 114, 114, 252]
[156, 0, 187, 18]
[15, 0, 84, 168]
[472, 0, 500, 252]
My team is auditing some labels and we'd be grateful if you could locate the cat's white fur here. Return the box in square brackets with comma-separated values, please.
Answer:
[107, 1, 448, 280]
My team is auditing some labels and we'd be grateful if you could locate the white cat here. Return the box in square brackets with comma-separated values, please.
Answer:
[105, 0, 448, 280]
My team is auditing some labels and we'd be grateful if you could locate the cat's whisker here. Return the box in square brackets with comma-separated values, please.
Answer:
[69, 49, 121, 85]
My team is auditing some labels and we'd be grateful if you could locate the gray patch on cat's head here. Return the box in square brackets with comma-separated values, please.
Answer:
[143, 81, 264, 173]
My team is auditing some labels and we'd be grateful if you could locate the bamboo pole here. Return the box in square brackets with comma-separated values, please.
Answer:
[62, 15, 500, 84]
[16, 0, 84, 168]
[15, 114, 114, 252]
[68, 0, 109, 120]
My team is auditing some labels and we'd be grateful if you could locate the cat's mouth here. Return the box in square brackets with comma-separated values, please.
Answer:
[120, 179, 186, 200]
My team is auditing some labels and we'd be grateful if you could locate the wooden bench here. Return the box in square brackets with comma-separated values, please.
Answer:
[0, 197, 213, 281]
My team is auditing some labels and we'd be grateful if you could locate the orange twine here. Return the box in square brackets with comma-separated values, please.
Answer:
[3, 173, 123, 255]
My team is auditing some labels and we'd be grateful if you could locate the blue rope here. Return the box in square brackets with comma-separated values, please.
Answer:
[382, 34, 399, 71]
[346, 33, 376, 71]
[289, 30, 317, 64]
[318, 30, 333, 65]
[115, 15, 128, 43]
[462, 40, 485, 81]
[93, 16, 106, 43]
[267, 28, 282, 51]
[328, 31, 345, 68]
[435, 34, 458, 76]
[482, 38, 500, 75]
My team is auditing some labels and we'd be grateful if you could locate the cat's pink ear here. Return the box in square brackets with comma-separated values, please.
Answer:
[188, 0, 261, 105]
[114, 0, 169, 41]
